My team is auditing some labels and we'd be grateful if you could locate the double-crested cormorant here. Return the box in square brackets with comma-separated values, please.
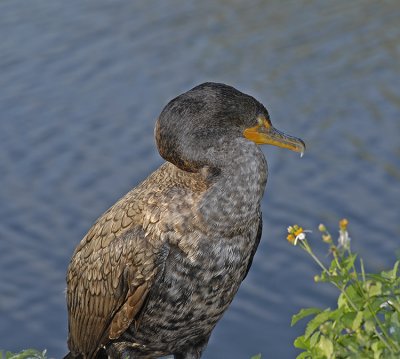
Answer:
[65, 82, 305, 359]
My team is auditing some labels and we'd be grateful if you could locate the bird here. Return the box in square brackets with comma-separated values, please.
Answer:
[64, 82, 305, 359]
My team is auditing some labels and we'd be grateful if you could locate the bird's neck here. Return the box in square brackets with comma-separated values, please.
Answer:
[197, 138, 268, 234]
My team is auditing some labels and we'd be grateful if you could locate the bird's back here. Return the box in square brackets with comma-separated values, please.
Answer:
[66, 161, 261, 358]
[66, 163, 208, 357]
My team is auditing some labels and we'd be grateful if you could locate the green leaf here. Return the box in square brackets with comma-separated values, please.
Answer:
[309, 331, 320, 348]
[305, 310, 334, 339]
[343, 284, 363, 308]
[341, 312, 357, 329]
[250, 354, 262, 359]
[0, 350, 46, 359]
[364, 319, 375, 333]
[294, 336, 310, 350]
[338, 292, 349, 310]
[367, 281, 382, 297]
[391, 300, 400, 314]
[342, 253, 357, 271]
[380, 260, 400, 281]
[295, 353, 309, 359]
[318, 335, 334, 358]
[392, 260, 400, 279]
[352, 311, 363, 331]
[371, 341, 383, 359]
[291, 307, 323, 326]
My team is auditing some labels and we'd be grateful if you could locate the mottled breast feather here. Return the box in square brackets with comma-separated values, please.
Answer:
[66, 163, 207, 359]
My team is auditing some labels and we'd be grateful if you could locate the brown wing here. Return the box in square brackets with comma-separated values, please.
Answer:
[66, 195, 164, 359]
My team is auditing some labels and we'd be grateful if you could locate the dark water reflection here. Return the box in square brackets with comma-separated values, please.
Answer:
[1, 1, 399, 358]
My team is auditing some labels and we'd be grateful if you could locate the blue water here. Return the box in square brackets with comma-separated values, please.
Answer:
[1, 1, 399, 358]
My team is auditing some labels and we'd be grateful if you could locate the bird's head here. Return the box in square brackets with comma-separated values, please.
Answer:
[155, 82, 305, 172]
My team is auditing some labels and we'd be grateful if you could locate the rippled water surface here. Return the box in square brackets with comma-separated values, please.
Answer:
[1, 1, 400, 358]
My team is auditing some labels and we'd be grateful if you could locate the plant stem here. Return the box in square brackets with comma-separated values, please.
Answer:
[360, 258, 366, 283]
[301, 240, 329, 274]
[368, 301, 400, 352]
[300, 240, 359, 311]
[374, 328, 396, 354]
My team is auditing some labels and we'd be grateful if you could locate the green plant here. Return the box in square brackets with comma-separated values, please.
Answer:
[0, 350, 47, 359]
[287, 220, 400, 359]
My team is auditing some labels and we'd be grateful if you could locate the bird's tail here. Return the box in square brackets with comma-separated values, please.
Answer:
[62, 349, 107, 359]
[62, 352, 83, 359]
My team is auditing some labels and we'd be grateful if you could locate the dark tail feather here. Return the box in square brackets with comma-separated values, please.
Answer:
[62, 353, 82, 359]
[62, 349, 107, 359]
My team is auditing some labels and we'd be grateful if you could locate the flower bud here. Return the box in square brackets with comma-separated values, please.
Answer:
[318, 223, 327, 232]
[286, 234, 295, 244]
[339, 218, 349, 230]
[322, 234, 332, 243]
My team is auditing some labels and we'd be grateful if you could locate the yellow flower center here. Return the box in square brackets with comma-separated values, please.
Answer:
[294, 227, 304, 237]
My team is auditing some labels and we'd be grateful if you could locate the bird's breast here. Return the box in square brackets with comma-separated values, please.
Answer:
[129, 222, 259, 353]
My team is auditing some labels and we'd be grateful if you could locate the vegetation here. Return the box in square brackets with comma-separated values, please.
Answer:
[0, 350, 47, 359]
[288, 220, 400, 359]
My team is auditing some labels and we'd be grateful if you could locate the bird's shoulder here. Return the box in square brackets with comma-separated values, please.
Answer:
[71, 162, 206, 257]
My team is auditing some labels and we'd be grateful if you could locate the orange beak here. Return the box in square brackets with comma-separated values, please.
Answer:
[243, 117, 305, 156]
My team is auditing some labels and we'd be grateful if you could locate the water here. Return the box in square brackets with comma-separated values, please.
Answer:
[1, 1, 399, 358]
